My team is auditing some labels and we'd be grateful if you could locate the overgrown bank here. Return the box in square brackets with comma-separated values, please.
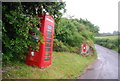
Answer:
[2, 2, 99, 64]
[2, 2, 99, 79]
[53, 18, 99, 53]
[3, 52, 97, 79]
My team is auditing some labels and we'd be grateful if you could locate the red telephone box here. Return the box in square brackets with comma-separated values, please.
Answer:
[26, 14, 55, 68]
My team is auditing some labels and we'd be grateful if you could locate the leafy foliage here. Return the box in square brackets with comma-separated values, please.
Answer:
[2, 2, 99, 65]
[53, 18, 98, 52]
[2, 2, 66, 64]
[79, 18, 99, 35]
[95, 36, 120, 53]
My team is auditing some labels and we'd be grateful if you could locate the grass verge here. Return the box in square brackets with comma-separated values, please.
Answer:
[3, 51, 97, 79]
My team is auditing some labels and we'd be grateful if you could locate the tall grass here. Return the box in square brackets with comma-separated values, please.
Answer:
[3, 52, 97, 79]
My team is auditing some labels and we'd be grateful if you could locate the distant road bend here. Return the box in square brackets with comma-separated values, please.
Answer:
[78, 44, 118, 79]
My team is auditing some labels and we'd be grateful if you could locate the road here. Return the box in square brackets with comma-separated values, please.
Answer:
[78, 44, 118, 79]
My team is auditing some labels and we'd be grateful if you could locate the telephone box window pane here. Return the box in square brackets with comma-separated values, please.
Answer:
[45, 53, 50, 56]
[45, 57, 50, 61]
[47, 30, 52, 33]
[46, 39, 51, 42]
[46, 43, 51, 47]
[47, 34, 52, 38]
[46, 48, 50, 51]
[32, 33, 39, 42]
[47, 25, 52, 30]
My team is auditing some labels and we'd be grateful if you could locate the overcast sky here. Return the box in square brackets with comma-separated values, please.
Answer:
[62, 0, 119, 33]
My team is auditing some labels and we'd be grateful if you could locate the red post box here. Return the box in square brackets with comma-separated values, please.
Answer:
[26, 14, 55, 68]
[83, 44, 86, 52]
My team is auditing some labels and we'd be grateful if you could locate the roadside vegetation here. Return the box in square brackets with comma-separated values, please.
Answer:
[53, 18, 98, 53]
[3, 52, 97, 79]
[2, 2, 99, 79]
[95, 35, 120, 53]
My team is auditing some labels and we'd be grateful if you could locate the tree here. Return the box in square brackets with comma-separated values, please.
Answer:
[79, 18, 99, 35]
[113, 31, 120, 35]
[53, 18, 95, 52]
[2, 2, 66, 64]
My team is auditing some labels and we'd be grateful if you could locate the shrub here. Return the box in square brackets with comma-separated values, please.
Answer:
[95, 36, 120, 53]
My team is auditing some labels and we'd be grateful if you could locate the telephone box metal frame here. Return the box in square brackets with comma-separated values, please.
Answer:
[26, 14, 55, 68]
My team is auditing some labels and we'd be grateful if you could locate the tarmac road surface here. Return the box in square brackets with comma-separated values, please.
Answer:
[78, 44, 118, 79]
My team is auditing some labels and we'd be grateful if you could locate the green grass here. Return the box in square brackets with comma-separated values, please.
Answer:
[95, 35, 118, 40]
[3, 51, 97, 79]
